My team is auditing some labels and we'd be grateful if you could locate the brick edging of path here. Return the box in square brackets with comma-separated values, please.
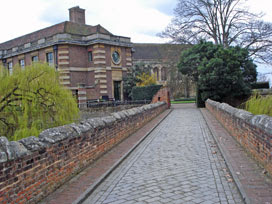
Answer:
[200, 108, 250, 204]
[73, 109, 172, 204]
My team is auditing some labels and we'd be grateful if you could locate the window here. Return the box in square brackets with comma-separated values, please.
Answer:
[32, 56, 38, 62]
[161, 68, 167, 81]
[8, 62, 13, 75]
[46, 52, 53, 66]
[112, 51, 121, 64]
[19, 59, 25, 69]
[88, 51, 93, 62]
[153, 67, 159, 81]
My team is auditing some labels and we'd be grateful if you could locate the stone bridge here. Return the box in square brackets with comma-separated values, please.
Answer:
[0, 101, 272, 204]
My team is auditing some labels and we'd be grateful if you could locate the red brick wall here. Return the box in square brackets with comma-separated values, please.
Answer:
[25, 53, 32, 66]
[152, 87, 171, 108]
[70, 71, 88, 87]
[206, 99, 272, 176]
[86, 88, 98, 100]
[69, 45, 88, 67]
[38, 50, 46, 63]
[0, 102, 167, 204]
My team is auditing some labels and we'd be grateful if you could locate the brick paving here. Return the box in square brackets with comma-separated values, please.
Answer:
[201, 108, 272, 204]
[83, 104, 244, 204]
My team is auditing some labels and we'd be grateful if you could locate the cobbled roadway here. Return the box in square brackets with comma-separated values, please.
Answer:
[83, 105, 244, 204]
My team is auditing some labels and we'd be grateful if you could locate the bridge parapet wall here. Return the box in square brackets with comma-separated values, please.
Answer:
[206, 99, 272, 176]
[152, 87, 171, 108]
[0, 102, 167, 204]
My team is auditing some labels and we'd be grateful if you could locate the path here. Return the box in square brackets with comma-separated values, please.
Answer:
[82, 104, 244, 204]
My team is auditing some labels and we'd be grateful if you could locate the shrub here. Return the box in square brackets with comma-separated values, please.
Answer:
[251, 82, 270, 89]
[131, 85, 162, 101]
[136, 73, 157, 87]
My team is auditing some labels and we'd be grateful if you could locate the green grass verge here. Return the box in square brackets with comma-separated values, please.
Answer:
[171, 100, 195, 104]
[173, 98, 196, 102]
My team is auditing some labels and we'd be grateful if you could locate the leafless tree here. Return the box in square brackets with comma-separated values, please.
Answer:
[159, 0, 272, 64]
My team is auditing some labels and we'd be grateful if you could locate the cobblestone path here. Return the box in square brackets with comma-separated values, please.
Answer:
[83, 105, 244, 204]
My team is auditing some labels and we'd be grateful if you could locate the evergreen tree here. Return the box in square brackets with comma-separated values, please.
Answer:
[178, 41, 257, 105]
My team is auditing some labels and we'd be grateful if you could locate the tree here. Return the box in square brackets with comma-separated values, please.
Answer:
[136, 72, 157, 87]
[178, 41, 257, 105]
[123, 62, 157, 99]
[123, 72, 139, 100]
[0, 63, 79, 141]
[159, 0, 272, 64]
[257, 73, 270, 82]
[123, 64, 143, 100]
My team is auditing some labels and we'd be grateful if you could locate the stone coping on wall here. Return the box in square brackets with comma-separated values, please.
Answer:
[0, 101, 165, 163]
[206, 99, 272, 135]
[0, 101, 167, 204]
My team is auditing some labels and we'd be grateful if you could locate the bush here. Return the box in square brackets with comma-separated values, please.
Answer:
[136, 73, 157, 87]
[131, 85, 162, 101]
[251, 82, 270, 89]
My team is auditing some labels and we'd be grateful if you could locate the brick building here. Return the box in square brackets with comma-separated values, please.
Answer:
[0, 7, 195, 102]
[0, 6, 133, 104]
[132, 43, 196, 98]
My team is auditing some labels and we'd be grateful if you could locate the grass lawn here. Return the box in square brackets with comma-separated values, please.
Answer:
[171, 100, 195, 104]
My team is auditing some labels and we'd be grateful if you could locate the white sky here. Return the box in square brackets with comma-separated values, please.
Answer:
[0, 0, 271, 83]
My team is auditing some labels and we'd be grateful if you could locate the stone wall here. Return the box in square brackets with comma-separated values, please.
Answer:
[206, 99, 272, 176]
[0, 102, 167, 204]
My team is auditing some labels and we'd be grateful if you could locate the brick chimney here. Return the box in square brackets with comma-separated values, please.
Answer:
[69, 6, 85, 24]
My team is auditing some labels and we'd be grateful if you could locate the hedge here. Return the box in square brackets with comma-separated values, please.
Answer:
[131, 85, 162, 101]
[251, 82, 270, 89]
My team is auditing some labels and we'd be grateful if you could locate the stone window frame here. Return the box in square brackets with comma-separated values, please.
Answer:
[32, 55, 39, 62]
[153, 67, 159, 81]
[161, 67, 167, 81]
[46, 52, 54, 66]
[8, 61, 13, 75]
[19, 59, 25, 69]
[88, 51, 93, 62]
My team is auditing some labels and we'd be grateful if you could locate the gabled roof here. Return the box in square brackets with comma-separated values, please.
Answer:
[0, 21, 113, 50]
[132, 43, 190, 62]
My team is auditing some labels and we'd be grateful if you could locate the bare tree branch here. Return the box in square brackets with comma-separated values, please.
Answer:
[158, 0, 272, 64]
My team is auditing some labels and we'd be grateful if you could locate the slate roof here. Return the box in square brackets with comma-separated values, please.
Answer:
[0, 21, 113, 50]
[132, 43, 190, 62]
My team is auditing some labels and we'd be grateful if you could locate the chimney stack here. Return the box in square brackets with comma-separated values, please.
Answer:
[69, 6, 85, 24]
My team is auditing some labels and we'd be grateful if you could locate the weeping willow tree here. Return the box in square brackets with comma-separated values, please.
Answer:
[0, 63, 79, 141]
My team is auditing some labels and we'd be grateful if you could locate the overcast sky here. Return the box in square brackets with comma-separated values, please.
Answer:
[0, 0, 271, 81]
